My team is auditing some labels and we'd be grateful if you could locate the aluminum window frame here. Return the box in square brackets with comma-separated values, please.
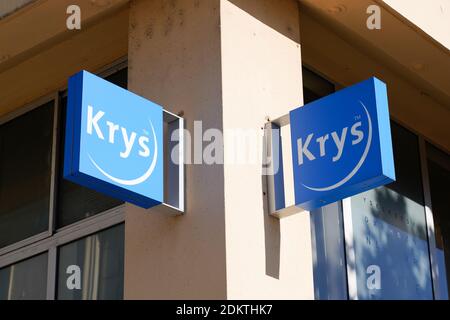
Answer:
[0, 93, 57, 256]
[0, 205, 125, 299]
[418, 137, 449, 300]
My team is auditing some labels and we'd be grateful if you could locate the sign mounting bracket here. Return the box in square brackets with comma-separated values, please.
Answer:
[158, 109, 185, 216]
[263, 114, 305, 219]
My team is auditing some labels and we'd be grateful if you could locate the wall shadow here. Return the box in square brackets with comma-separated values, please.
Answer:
[261, 132, 281, 279]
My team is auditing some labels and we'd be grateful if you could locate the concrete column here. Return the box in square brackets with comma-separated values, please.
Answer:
[220, 0, 313, 299]
[125, 0, 227, 299]
[125, 0, 313, 299]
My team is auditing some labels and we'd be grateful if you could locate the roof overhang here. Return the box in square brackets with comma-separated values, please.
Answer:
[298, 0, 450, 111]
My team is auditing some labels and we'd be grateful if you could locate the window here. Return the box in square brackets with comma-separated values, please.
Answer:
[346, 123, 433, 299]
[302, 67, 335, 103]
[0, 253, 48, 300]
[427, 143, 450, 299]
[0, 61, 127, 300]
[0, 101, 54, 248]
[57, 224, 124, 300]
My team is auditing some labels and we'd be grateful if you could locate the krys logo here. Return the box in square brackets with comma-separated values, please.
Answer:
[296, 101, 372, 191]
[65, 70, 164, 208]
[289, 77, 395, 211]
[85, 105, 158, 186]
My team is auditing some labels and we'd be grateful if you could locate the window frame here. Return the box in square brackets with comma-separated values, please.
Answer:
[418, 137, 449, 300]
[0, 57, 127, 300]
[0, 92, 57, 255]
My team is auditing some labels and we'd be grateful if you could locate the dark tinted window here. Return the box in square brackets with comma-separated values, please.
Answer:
[387, 123, 424, 206]
[303, 67, 335, 104]
[0, 102, 53, 248]
[0, 253, 48, 300]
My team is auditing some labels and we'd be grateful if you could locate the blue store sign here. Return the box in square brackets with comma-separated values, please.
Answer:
[64, 70, 163, 208]
[290, 77, 395, 211]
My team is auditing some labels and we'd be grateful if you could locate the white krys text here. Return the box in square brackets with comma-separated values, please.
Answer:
[86, 105, 150, 159]
[297, 121, 364, 165]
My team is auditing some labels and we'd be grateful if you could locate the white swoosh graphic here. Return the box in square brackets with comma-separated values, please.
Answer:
[88, 119, 158, 186]
[302, 101, 372, 192]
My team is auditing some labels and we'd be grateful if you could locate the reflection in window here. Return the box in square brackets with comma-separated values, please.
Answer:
[57, 224, 124, 300]
[56, 69, 127, 227]
[0, 102, 53, 248]
[0, 253, 48, 300]
[310, 202, 348, 300]
[427, 143, 450, 299]
[349, 123, 433, 299]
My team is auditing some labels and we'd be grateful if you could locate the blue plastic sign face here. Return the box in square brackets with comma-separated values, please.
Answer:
[64, 70, 163, 208]
[290, 77, 395, 211]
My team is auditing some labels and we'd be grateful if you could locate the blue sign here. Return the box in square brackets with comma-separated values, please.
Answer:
[290, 77, 395, 211]
[64, 70, 164, 208]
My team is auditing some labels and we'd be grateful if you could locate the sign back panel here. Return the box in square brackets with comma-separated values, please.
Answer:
[64, 70, 163, 208]
[290, 77, 395, 211]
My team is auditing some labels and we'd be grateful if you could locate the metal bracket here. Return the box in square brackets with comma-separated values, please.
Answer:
[263, 114, 305, 218]
[157, 109, 185, 215]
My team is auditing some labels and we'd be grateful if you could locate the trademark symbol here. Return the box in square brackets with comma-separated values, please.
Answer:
[354, 115, 361, 121]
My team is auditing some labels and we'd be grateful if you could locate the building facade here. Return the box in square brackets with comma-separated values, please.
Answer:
[0, 0, 449, 300]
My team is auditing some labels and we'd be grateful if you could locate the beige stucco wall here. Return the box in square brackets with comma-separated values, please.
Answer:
[124, 0, 314, 299]
[221, 0, 313, 299]
[124, 0, 227, 299]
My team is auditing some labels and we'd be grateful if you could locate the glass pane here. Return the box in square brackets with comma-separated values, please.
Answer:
[303, 67, 335, 104]
[57, 224, 124, 300]
[348, 123, 433, 299]
[0, 252, 48, 300]
[311, 202, 348, 300]
[427, 143, 450, 299]
[0, 102, 53, 248]
[104, 68, 127, 89]
[56, 68, 127, 227]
